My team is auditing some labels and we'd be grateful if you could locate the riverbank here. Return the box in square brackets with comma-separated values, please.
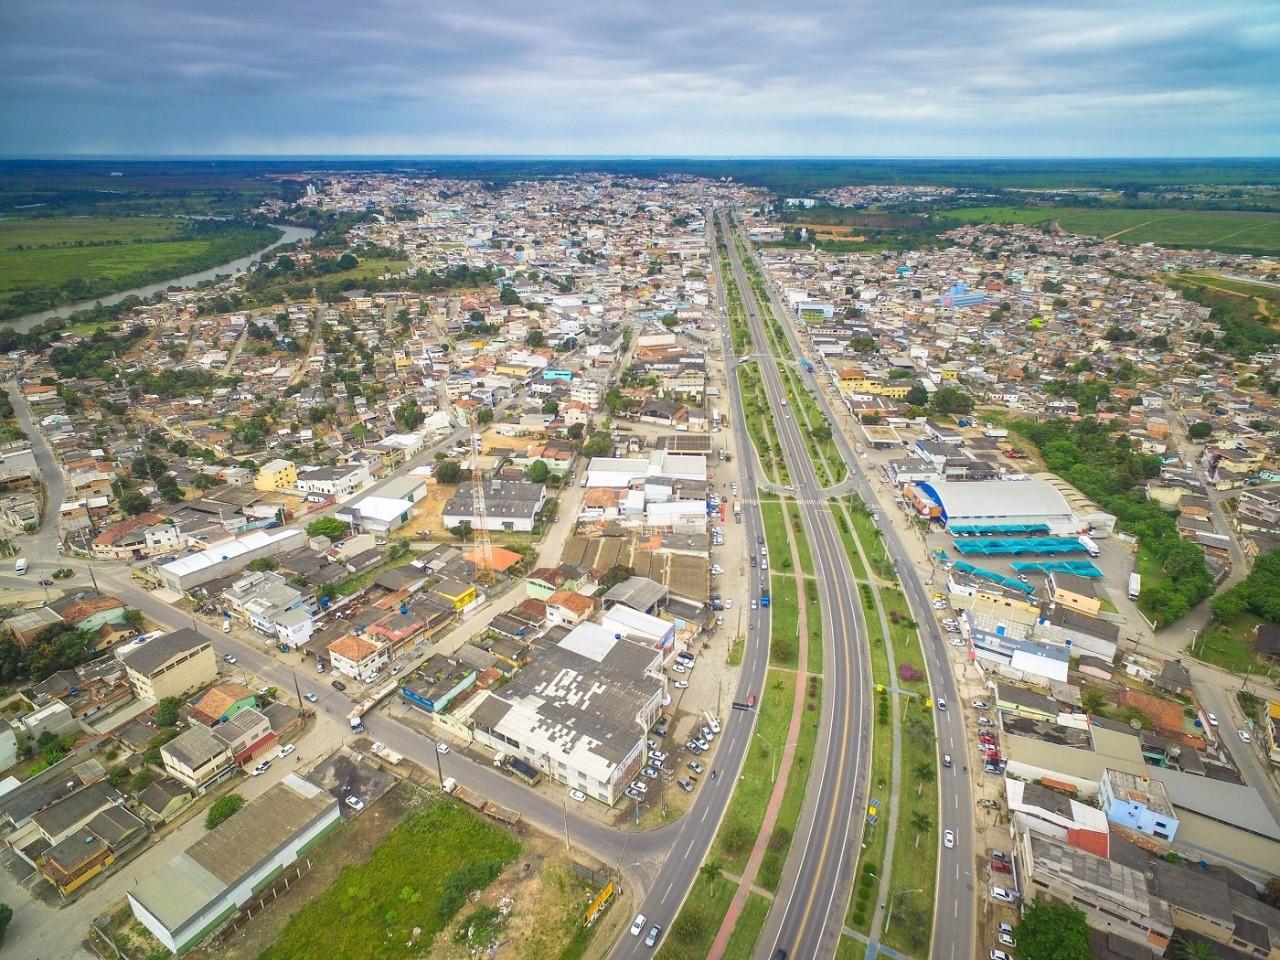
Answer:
[4, 222, 315, 332]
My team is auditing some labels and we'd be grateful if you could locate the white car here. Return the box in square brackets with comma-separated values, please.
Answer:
[631, 914, 647, 936]
[345, 795, 364, 811]
[1206, 713, 1218, 726]
[436, 742, 451, 754]
[750, 600, 758, 610]
[1239, 730, 1252, 744]
[991, 952, 1013, 960]
[649, 750, 667, 763]
[724, 598, 733, 610]
[569, 789, 587, 803]
[708, 718, 721, 734]
[944, 829, 955, 849]
[999, 933, 1016, 948]
[990, 886, 1017, 903]
[303, 691, 318, 703]
[223, 654, 238, 665]
[672, 663, 687, 674]
[972, 700, 988, 709]
[674, 680, 689, 688]
[279, 743, 295, 757]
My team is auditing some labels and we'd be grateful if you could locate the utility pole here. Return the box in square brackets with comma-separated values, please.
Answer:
[292, 669, 304, 717]
[433, 743, 445, 784]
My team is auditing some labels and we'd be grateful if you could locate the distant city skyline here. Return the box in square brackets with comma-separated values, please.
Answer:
[2, 0, 1277, 157]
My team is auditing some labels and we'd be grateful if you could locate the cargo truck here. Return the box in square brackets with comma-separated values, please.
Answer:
[1128, 573, 1141, 601]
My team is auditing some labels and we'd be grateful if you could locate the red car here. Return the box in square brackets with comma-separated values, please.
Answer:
[747, 693, 757, 708]
[991, 859, 1012, 874]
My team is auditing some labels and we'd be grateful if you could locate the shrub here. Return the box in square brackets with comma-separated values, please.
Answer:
[898, 663, 923, 682]
[205, 793, 246, 830]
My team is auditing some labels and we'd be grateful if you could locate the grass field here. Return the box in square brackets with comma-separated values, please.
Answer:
[768, 573, 801, 667]
[1175, 273, 1280, 311]
[785, 500, 816, 578]
[936, 205, 1280, 255]
[0, 215, 280, 321]
[1192, 613, 1268, 675]
[835, 935, 867, 960]
[881, 707, 939, 956]
[260, 797, 520, 960]
[738, 364, 790, 486]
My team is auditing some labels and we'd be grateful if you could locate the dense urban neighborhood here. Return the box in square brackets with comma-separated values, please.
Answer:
[1, 165, 1280, 960]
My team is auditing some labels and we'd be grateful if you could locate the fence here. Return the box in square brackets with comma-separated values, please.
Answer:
[206, 857, 314, 946]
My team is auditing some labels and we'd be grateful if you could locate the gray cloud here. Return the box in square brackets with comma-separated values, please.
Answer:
[1, 0, 1276, 155]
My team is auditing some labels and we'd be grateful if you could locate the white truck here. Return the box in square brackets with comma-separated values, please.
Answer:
[14, 558, 27, 575]
[1078, 535, 1100, 558]
[370, 741, 403, 765]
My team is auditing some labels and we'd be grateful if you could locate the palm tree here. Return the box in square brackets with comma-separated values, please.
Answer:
[1175, 937, 1219, 960]
[1081, 688, 1107, 716]
[910, 810, 931, 848]
[914, 761, 936, 796]
[700, 859, 724, 888]
[0, 539, 12, 558]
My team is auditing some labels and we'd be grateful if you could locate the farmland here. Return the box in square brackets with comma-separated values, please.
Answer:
[0, 215, 281, 321]
[936, 205, 1280, 255]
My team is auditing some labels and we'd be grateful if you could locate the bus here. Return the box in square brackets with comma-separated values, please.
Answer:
[1127, 573, 1141, 601]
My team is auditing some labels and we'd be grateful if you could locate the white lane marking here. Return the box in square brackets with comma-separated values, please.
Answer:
[663, 880, 675, 901]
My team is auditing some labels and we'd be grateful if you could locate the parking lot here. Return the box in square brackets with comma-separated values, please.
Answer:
[308, 747, 398, 816]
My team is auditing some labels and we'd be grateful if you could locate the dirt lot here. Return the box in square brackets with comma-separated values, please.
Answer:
[396, 479, 456, 538]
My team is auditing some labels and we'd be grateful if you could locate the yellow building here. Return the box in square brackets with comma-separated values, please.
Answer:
[872, 381, 912, 400]
[118, 628, 217, 701]
[254, 458, 298, 492]
[432, 579, 478, 612]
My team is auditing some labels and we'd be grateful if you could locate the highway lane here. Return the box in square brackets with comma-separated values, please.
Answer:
[719, 213, 869, 960]
[605, 213, 776, 960]
[741, 232, 978, 959]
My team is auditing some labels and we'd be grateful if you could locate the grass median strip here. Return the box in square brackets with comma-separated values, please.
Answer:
[720, 891, 772, 960]
[713, 666, 796, 874]
[758, 675, 822, 891]
[785, 500, 815, 577]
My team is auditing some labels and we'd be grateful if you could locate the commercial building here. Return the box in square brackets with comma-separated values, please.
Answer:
[295, 463, 370, 498]
[467, 622, 664, 805]
[601, 604, 676, 650]
[117, 628, 216, 702]
[160, 708, 274, 793]
[327, 634, 388, 682]
[253, 459, 297, 492]
[335, 494, 416, 535]
[222, 571, 314, 646]
[1017, 827, 1174, 953]
[911, 478, 1083, 534]
[127, 774, 339, 954]
[154, 528, 306, 594]
[442, 479, 547, 533]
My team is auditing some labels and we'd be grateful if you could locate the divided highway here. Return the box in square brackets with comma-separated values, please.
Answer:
[736, 221, 978, 959]
[718, 213, 871, 960]
[603, 220, 776, 960]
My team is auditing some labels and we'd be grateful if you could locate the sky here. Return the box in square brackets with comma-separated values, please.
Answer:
[2, 0, 1278, 157]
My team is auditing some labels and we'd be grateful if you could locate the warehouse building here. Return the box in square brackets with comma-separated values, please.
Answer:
[154, 528, 306, 594]
[910, 478, 1083, 534]
[127, 774, 339, 954]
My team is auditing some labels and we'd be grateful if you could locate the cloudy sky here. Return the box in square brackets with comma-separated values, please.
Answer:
[2, 0, 1277, 156]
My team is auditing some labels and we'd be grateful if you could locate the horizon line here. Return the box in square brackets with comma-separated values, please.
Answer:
[3, 153, 1279, 163]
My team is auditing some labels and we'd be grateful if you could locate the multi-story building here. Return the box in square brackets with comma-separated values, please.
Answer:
[253, 458, 297, 492]
[1099, 768, 1179, 843]
[117, 628, 216, 701]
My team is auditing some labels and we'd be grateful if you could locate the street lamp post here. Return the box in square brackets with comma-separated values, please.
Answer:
[883, 887, 924, 935]
[754, 729, 781, 783]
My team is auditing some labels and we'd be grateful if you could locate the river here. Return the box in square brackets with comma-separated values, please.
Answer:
[6, 223, 317, 333]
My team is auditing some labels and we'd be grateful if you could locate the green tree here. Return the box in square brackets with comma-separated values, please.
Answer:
[526, 460, 550, 483]
[913, 759, 935, 796]
[337, 252, 358, 270]
[904, 384, 930, 406]
[930, 386, 974, 416]
[118, 489, 151, 516]
[476, 406, 494, 425]
[248, 557, 279, 572]
[0, 902, 11, 941]
[582, 430, 612, 457]
[1081, 688, 1107, 715]
[205, 793, 246, 830]
[155, 697, 181, 727]
[122, 608, 145, 630]
[1174, 938, 1220, 960]
[700, 859, 724, 886]
[305, 516, 350, 540]
[540, 399, 559, 416]
[527, 330, 545, 348]
[435, 460, 464, 484]
[1014, 899, 1091, 960]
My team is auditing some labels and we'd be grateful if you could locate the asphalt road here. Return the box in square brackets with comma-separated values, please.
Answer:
[738, 229, 979, 959]
[604, 217, 777, 960]
[719, 213, 870, 960]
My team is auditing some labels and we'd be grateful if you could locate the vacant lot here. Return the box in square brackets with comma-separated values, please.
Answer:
[937, 205, 1280, 255]
[258, 793, 520, 960]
